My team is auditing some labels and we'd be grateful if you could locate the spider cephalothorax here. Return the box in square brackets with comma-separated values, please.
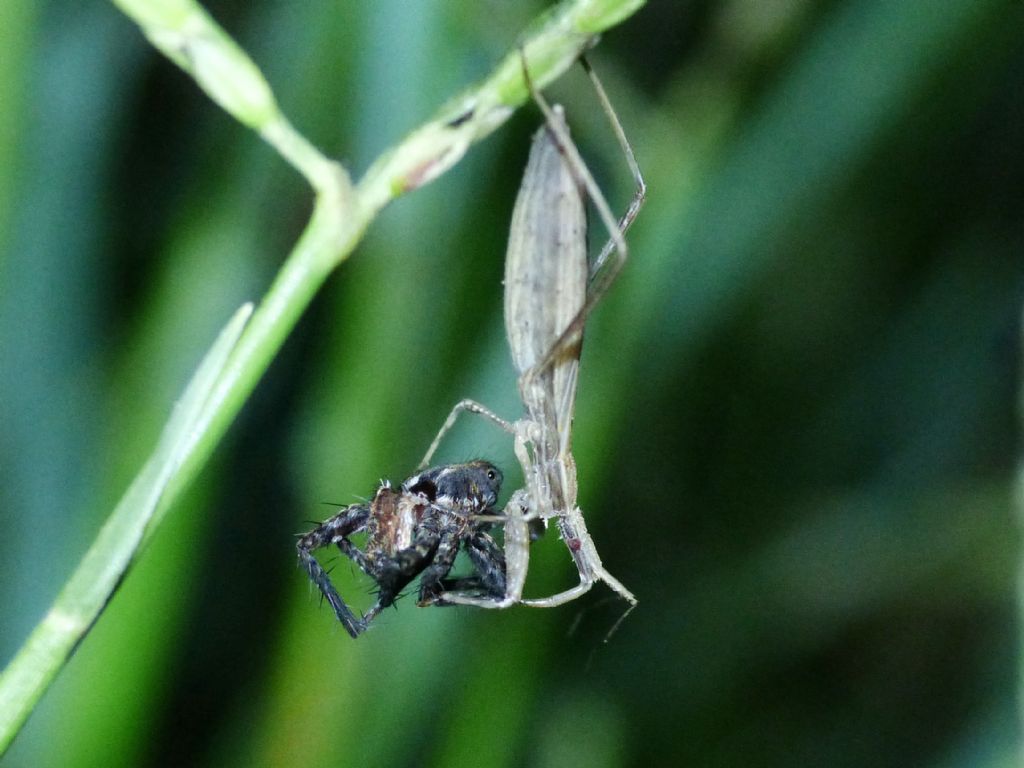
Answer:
[297, 460, 507, 637]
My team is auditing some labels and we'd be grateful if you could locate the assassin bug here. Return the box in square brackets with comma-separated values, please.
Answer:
[420, 56, 646, 614]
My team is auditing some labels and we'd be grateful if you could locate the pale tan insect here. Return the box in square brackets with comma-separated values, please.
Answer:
[420, 58, 645, 614]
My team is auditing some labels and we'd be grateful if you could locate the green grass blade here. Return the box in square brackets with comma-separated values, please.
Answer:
[0, 302, 252, 753]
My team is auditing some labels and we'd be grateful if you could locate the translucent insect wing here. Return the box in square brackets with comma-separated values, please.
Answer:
[503, 107, 587, 446]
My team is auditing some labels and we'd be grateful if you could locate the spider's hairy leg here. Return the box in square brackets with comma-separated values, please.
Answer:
[416, 524, 464, 606]
[439, 490, 530, 609]
[360, 513, 442, 625]
[296, 503, 371, 638]
[422, 528, 509, 606]
[463, 530, 507, 597]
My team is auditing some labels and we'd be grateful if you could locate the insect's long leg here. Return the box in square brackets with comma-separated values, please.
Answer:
[419, 398, 515, 468]
[520, 55, 647, 386]
[582, 56, 647, 280]
[520, 568, 636, 608]
[516, 495, 637, 609]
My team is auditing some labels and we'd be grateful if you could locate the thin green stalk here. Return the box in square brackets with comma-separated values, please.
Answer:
[0, 0, 644, 754]
[1019, 309, 1024, 754]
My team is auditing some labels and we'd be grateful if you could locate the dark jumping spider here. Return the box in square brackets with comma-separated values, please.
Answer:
[297, 460, 508, 637]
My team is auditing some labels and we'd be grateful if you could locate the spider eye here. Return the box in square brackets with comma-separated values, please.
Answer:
[487, 469, 497, 481]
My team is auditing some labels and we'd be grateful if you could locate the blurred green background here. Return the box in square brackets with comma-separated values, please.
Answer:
[2, 0, 1023, 766]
